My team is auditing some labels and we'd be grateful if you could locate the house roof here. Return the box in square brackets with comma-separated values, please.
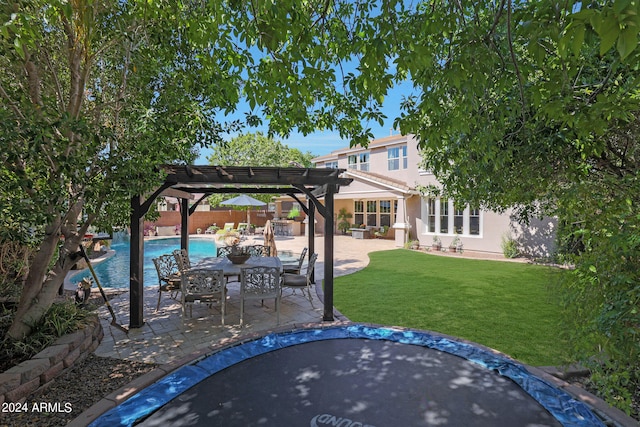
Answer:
[312, 134, 408, 163]
[343, 169, 417, 194]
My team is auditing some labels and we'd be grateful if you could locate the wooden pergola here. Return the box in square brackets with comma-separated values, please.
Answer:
[129, 165, 353, 328]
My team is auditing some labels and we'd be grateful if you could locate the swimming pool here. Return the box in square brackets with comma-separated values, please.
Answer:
[71, 237, 218, 288]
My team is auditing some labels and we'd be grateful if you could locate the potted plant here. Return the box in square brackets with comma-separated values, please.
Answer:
[432, 235, 442, 251]
[288, 206, 301, 220]
[337, 208, 353, 235]
[449, 235, 461, 253]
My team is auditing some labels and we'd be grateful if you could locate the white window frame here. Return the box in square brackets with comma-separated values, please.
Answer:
[402, 145, 408, 169]
[388, 145, 408, 171]
[359, 152, 370, 171]
[354, 199, 396, 228]
[388, 147, 400, 170]
[348, 155, 358, 169]
[325, 161, 338, 169]
[421, 198, 482, 237]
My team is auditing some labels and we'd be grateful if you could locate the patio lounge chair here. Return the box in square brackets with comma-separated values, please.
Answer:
[282, 252, 317, 308]
[152, 255, 182, 311]
[237, 223, 249, 235]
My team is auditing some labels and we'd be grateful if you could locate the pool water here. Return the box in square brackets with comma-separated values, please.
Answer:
[71, 237, 218, 288]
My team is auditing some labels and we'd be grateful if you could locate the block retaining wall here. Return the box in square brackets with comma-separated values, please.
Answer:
[0, 315, 103, 404]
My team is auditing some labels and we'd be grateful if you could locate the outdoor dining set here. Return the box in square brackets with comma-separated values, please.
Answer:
[151, 245, 317, 326]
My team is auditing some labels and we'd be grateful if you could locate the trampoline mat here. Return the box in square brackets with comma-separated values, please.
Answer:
[139, 338, 561, 426]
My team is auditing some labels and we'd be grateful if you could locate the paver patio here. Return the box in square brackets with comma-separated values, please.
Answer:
[92, 234, 398, 364]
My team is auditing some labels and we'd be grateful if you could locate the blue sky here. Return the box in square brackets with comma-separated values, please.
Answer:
[196, 78, 416, 163]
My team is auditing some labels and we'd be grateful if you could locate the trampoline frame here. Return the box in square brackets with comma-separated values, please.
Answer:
[89, 324, 605, 427]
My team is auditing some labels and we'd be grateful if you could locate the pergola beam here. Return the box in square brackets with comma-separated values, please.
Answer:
[170, 186, 307, 194]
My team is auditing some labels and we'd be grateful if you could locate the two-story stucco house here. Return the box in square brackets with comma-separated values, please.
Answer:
[312, 134, 556, 257]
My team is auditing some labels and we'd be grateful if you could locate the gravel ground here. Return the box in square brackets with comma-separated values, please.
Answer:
[0, 354, 157, 427]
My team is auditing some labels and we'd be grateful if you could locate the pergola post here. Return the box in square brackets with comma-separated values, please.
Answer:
[130, 195, 145, 328]
[323, 185, 335, 321]
[180, 198, 189, 252]
[307, 202, 315, 284]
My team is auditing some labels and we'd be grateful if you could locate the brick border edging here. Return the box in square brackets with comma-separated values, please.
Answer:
[0, 314, 103, 405]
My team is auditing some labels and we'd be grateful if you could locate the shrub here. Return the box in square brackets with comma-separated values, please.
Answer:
[501, 234, 519, 258]
[1, 300, 90, 372]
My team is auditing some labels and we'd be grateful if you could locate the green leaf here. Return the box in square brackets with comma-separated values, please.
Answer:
[616, 27, 638, 60]
[572, 24, 586, 56]
[614, 0, 632, 14]
[13, 37, 24, 60]
[599, 15, 620, 55]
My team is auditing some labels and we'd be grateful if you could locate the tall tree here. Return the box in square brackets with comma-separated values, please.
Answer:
[1, 0, 405, 339]
[389, 1, 640, 414]
[206, 132, 314, 206]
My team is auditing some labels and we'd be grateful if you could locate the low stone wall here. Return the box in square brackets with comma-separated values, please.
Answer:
[0, 315, 103, 404]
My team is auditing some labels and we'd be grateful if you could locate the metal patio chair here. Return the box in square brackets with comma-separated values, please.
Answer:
[240, 266, 281, 327]
[180, 268, 226, 323]
[282, 252, 317, 308]
[152, 254, 182, 311]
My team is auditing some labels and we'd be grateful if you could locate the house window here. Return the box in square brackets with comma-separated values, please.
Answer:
[354, 199, 396, 228]
[325, 161, 338, 169]
[380, 200, 391, 227]
[426, 198, 436, 233]
[454, 207, 464, 234]
[394, 200, 398, 224]
[402, 146, 408, 169]
[348, 155, 358, 169]
[388, 147, 400, 170]
[440, 198, 449, 234]
[354, 201, 364, 226]
[388, 146, 408, 170]
[366, 201, 377, 226]
[470, 208, 480, 235]
[423, 198, 482, 236]
[359, 152, 370, 171]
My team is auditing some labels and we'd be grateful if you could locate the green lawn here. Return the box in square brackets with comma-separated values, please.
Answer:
[334, 249, 568, 366]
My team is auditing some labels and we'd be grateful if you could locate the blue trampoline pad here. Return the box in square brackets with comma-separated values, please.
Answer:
[91, 325, 605, 427]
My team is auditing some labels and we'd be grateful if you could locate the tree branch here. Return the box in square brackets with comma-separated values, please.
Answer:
[0, 81, 25, 120]
[40, 45, 66, 112]
[506, 1, 526, 120]
[486, 0, 506, 40]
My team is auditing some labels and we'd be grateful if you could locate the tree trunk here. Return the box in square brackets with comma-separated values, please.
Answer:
[7, 221, 82, 340]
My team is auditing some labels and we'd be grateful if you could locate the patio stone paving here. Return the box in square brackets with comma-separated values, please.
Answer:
[92, 234, 398, 365]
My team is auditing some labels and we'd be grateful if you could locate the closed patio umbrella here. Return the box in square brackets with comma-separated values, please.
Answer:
[220, 194, 267, 226]
[263, 219, 277, 257]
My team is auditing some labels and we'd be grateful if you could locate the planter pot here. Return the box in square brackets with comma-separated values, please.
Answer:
[432, 244, 441, 251]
